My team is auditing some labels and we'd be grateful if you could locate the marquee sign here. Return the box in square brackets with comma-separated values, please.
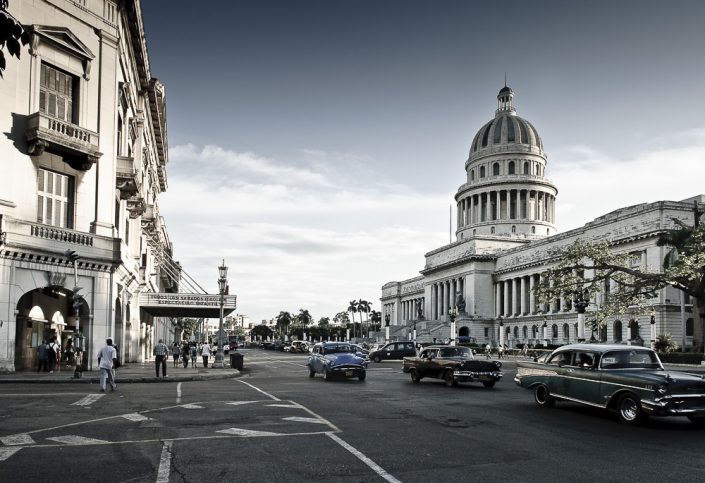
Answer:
[139, 292, 237, 317]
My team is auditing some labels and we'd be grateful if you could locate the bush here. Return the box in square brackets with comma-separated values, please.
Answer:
[657, 352, 704, 365]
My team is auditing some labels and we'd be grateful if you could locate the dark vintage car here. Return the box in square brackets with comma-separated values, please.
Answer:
[515, 343, 705, 425]
[368, 341, 416, 362]
[402, 345, 503, 387]
[307, 342, 368, 381]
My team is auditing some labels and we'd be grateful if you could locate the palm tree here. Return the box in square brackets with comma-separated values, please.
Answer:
[347, 300, 358, 337]
[297, 309, 313, 332]
[357, 299, 371, 338]
[275, 311, 293, 337]
[369, 310, 382, 332]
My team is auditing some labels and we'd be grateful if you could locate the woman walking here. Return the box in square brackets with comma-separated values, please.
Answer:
[172, 342, 180, 367]
[181, 342, 190, 368]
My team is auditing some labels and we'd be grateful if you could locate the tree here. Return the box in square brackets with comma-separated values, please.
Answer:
[250, 324, 273, 340]
[275, 311, 293, 336]
[347, 300, 358, 336]
[1, 1, 30, 78]
[296, 309, 313, 331]
[534, 204, 705, 351]
[318, 317, 330, 326]
[654, 333, 678, 353]
[369, 310, 382, 332]
[357, 299, 371, 337]
[333, 311, 350, 326]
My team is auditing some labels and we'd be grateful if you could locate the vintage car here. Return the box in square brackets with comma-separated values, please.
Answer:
[307, 342, 368, 381]
[285, 340, 310, 353]
[515, 343, 705, 425]
[368, 341, 416, 362]
[402, 345, 503, 387]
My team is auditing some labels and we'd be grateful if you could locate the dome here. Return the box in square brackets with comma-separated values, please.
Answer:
[469, 86, 543, 155]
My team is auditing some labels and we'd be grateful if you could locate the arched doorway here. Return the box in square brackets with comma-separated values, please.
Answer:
[613, 320, 622, 341]
[458, 326, 469, 337]
[14, 286, 89, 371]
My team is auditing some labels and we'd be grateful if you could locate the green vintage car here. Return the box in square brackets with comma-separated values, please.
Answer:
[515, 344, 705, 425]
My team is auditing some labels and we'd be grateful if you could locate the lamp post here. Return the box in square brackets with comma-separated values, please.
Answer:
[384, 313, 390, 343]
[498, 316, 504, 349]
[64, 250, 84, 377]
[650, 309, 656, 350]
[413, 319, 417, 345]
[213, 260, 228, 368]
[542, 315, 548, 347]
[448, 306, 458, 346]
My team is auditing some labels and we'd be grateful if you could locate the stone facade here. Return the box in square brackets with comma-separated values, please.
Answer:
[0, 0, 176, 372]
[381, 86, 702, 349]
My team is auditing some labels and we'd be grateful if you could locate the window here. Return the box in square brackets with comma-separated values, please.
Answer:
[531, 226, 536, 234]
[493, 163, 500, 176]
[37, 169, 71, 228]
[470, 169, 475, 181]
[563, 323, 569, 338]
[522, 326, 527, 338]
[523, 162, 529, 174]
[686, 318, 694, 337]
[490, 227, 495, 234]
[484, 327, 489, 338]
[39, 63, 77, 123]
[508, 161, 515, 174]
[480, 166, 486, 178]
[511, 225, 516, 233]
[552, 324, 558, 338]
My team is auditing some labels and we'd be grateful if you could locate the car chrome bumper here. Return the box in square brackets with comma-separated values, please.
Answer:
[454, 370, 503, 381]
[642, 395, 705, 416]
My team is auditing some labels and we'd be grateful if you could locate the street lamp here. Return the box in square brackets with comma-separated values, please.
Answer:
[384, 313, 390, 343]
[448, 306, 458, 346]
[573, 289, 589, 342]
[213, 259, 228, 368]
[64, 249, 84, 378]
[650, 308, 656, 350]
[498, 315, 505, 349]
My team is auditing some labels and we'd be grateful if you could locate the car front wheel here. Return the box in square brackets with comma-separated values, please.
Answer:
[617, 393, 645, 425]
[308, 366, 315, 378]
[482, 380, 496, 388]
[444, 370, 457, 387]
[373, 355, 381, 363]
[533, 384, 555, 407]
[410, 369, 421, 383]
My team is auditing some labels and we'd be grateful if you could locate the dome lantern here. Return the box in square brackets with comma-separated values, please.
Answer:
[497, 85, 515, 115]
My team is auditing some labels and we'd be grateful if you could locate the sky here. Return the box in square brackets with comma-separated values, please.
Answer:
[139, 0, 705, 324]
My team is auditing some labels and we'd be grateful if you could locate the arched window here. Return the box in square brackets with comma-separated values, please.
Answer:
[480, 166, 486, 178]
[552, 324, 558, 338]
[493, 163, 500, 176]
[686, 318, 694, 336]
[490, 226, 495, 234]
[563, 323, 569, 338]
[532, 325, 538, 338]
[547, 229, 550, 235]
[472, 229, 476, 236]
[508, 161, 515, 174]
[522, 325, 528, 339]
[511, 225, 516, 233]
[531, 226, 536, 234]
[470, 170, 475, 181]
[513, 326, 518, 338]
[523, 162, 529, 174]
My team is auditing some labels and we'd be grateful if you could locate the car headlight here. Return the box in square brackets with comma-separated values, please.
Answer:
[655, 385, 668, 396]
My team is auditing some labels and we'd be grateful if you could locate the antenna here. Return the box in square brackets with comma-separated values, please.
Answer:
[449, 204, 452, 243]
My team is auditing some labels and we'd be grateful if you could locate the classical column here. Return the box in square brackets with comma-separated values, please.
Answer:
[520, 276, 527, 315]
[511, 278, 518, 316]
[495, 190, 500, 220]
[529, 274, 536, 315]
[495, 283, 502, 317]
[431, 284, 437, 320]
[503, 280, 510, 316]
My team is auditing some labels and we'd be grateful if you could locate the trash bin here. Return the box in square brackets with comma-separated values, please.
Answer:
[230, 352, 244, 370]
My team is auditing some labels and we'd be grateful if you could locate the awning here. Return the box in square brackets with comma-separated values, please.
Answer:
[139, 293, 237, 318]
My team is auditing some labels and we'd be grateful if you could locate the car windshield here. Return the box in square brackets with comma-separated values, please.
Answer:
[325, 345, 352, 354]
[438, 347, 472, 358]
[600, 350, 662, 370]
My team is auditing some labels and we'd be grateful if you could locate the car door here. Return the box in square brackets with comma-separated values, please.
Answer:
[561, 351, 602, 405]
[311, 346, 324, 372]
[545, 350, 573, 397]
[383, 343, 398, 360]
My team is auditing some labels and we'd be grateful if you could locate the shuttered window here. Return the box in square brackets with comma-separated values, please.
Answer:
[39, 63, 76, 123]
[37, 169, 72, 228]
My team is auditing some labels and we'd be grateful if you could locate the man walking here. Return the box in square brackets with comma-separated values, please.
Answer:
[201, 341, 211, 368]
[47, 337, 59, 373]
[153, 339, 168, 378]
[37, 340, 48, 372]
[97, 338, 117, 392]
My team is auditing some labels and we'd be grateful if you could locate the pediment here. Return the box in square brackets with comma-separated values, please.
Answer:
[30, 25, 95, 61]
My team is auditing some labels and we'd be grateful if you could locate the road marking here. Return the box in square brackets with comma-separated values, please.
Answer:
[216, 428, 282, 437]
[1, 434, 34, 446]
[176, 382, 182, 405]
[47, 435, 108, 445]
[266, 403, 299, 408]
[236, 379, 280, 401]
[121, 413, 150, 422]
[226, 401, 262, 406]
[180, 404, 203, 409]
[71, 394, 104, 406]
[0, 448, 21, 461]
[156, 441, 172, 483]
[0, 393, 87, 397]
[326, 432, 402, 483]
[283, 416, 328, 425]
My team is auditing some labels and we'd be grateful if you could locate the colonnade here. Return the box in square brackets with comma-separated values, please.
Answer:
[400, 298, 424, 322]
[457, 189, 555, 228]
[430, 277, 465, 320]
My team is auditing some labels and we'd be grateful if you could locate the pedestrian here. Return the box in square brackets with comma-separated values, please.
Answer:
[190, 343, 198, 368]
[172, 342, 180, 367]
[153, 339, 168, 378]
[65, 338, 74, 367]
[47, 336, 60, 373]
[498, 344, 505, 359]
[201, 340, 211, 368]
[485, 343, 492, 360]
[181, 342, 190, 368]
[96, 338, 117, 392]
[37, 339, 48, 372]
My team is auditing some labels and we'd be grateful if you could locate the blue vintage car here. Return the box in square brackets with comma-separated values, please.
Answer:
[307, 342, 368, 381]
[515, 343, 705, 425]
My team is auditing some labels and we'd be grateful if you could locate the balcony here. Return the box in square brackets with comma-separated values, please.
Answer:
[116, 155, 146, 218]
[26, 112, 102, 170]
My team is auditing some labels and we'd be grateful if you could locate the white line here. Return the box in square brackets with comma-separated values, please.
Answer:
[156, 440, 172, 483]
[71, 394, 104, 406]
[236, 379, 280, 401]
[0, 448, 21, 461]
[47, 435, 108, 445]
[121, 413, 150, 422]
[282, 416, 328, 425]
[1, 434, 34, 446]
[326, 432, 402, 483]
[176, 382, 182, 405]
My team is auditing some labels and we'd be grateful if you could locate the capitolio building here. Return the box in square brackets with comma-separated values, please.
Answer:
[380, 85, 702, 350]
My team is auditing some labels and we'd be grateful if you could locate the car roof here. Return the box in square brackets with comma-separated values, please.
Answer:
[423, 345, 468, 350]
[553, 343, 653, 353]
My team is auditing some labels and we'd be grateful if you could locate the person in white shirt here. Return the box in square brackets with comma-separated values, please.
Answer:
[96, 338, 117, 392]
[200, 341, 211, 368]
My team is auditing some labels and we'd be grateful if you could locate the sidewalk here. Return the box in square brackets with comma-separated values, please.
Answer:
[0, 361, 240, 384]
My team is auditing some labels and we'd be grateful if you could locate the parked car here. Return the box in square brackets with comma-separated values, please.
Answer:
[515, 343, 705, 425]
[368, 341, 416, 362]
[286, 340, 310, 353]
[402, 345, 503, 387]
[307, 342, 368, 381]
[351, 344, 370, 359]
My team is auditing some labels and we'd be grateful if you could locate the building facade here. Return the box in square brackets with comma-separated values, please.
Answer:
[381, 86, 701, 350]
[0, 0, 182, 372]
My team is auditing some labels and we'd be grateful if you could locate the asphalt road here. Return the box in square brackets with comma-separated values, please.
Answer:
[1, 349, 704, 482]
